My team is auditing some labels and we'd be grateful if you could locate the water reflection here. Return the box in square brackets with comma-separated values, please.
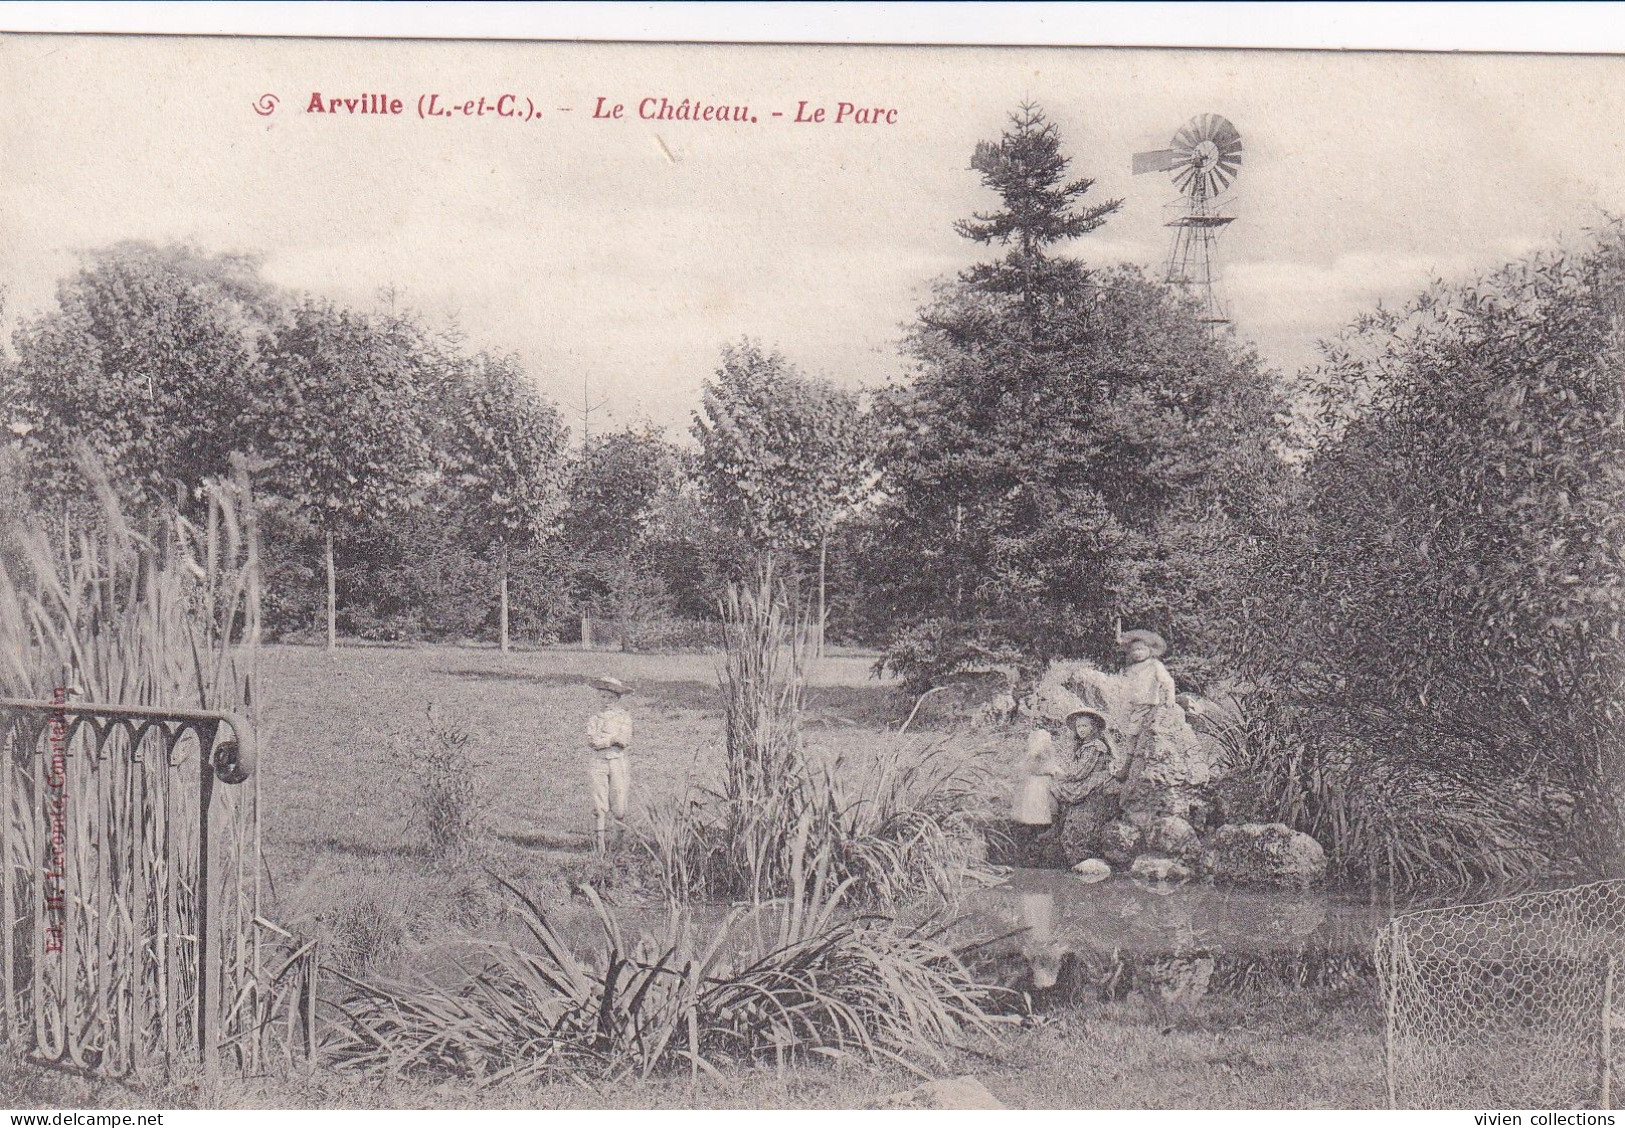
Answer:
[962, 868, 1402, 1004]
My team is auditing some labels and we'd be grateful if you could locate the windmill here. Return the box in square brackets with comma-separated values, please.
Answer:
[1132, 113, 1243, 325]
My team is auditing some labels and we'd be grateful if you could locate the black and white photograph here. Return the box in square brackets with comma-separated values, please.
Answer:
[0, 10, 1622, 1114]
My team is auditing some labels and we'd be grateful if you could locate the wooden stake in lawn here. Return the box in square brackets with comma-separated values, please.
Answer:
[325, 530, 337, 651]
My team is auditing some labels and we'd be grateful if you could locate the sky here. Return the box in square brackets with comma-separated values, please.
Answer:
[1, 35, 1622, 437]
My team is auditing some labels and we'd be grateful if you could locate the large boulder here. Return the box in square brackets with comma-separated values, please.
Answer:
[1138, 814, 1202, 866]
[1097, 819, 1142, 866]
[873, 1076, 1006, 1110]
[1124, 704, 1218, 793]
[1201, 822, 1327, 888]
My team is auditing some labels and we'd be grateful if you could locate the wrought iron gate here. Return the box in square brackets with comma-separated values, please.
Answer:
[0, 696, 311, 1075]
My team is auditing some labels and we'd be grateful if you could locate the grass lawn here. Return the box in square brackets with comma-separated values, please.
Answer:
[1, 993, 1384, 1109]
[250, 642, 1006, 956]
[0, 641, 1389, 1110]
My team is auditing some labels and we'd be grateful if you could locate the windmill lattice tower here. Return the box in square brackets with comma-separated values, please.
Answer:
[1132, 113, 1243, 325]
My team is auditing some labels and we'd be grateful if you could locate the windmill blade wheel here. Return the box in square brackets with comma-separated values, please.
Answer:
[1167, 112, 1244, 199]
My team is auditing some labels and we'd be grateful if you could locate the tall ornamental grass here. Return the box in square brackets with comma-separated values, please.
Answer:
[646, 566, 994, 906]
[0, 447, 295, 1073]
[324, 846, 1013, 1086]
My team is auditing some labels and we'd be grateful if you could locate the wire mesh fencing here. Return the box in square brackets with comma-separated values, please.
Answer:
[1376, 880, 1625, 1109]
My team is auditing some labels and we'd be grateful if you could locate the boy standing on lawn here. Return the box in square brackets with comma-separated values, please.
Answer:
[587, 675, 634, 852]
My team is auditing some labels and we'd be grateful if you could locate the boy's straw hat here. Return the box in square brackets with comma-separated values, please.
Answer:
[590, 675, 632, 695]
[1117, 629, 1168, 658]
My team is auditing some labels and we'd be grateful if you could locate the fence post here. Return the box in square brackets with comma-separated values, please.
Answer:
[1384, 925, 1400, 1109]
[1603, 955, 1617, 1111]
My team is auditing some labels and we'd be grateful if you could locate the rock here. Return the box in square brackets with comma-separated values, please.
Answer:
[1123, 784, 1210, 827]
[1072, 858, 1111, 882]
[1059, 790, 1117, 866]
[1097, 819, 1142, 866]
[1191, 731, 1230, 782]
[873, 1076, 1007, 1110]
[1201, 822, 1327, 888]
[1124, 705, 1217, 791]
[974, 692, 1020, 727]
[1030, 681, 1092, 724]
[1130, 854, 1193, 883]
[1177, 692, 1243, 737]
[1139, 815, 1202, 865]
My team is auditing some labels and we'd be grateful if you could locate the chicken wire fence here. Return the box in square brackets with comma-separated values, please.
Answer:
[1376, 880, 1625, 1110]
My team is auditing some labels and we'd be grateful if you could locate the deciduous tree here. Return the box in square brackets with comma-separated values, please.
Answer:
[691, 340, 871, 646]
[444, 352, 570, 650]
[258, 299, 438, 649]
[4, 243, 280, 515]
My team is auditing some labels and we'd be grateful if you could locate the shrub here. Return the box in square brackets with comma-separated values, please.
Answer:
[1226, 227, 1625, 888]
[645, 568, 995, 906]
[386, 708, 483, 857]
[324, 865, 1014, 1085]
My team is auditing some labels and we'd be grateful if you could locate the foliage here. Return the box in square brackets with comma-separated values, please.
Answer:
[558, 423, 686, 636]
[646, 568, 995, 905]
[0, 442, 259, 705]
[1230, 226, 1625, 887]
[443, 350, 570, 551]
[256, 299, 438, 533]
[256, 494, 576, 644]
[385, 707, 484, 857]
[0, 447, 276, 1068]
[324, 864, 1012, 1086]
[3, 243, 281, 516]
[954, 102, 1122, 323]
[691, 339, 871, 555]
[869, 110, 1290, 678]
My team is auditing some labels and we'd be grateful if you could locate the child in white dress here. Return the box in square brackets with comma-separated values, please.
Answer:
[1011, 727, 1061, 861]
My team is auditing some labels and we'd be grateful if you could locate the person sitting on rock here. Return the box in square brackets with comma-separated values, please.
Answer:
[1054, 705, 1124, 862]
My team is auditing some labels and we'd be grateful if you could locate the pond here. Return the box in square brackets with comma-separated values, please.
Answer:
[953, 868, 1413, 1001]
[963, 867, 1400, 956]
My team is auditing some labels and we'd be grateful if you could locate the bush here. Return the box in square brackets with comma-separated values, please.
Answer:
[1232, 227, 1625, 888]
[876, 617, 1030, 696]
[645, 569, 995, 906]
[324, 870, 1014, 1085]
[386, 708, 483, 856]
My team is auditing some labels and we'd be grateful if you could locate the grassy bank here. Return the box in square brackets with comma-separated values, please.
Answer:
[253, 643, 983, 955]
[1, 990, 1383, 1109]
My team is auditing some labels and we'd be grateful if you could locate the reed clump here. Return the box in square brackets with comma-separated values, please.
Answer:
[324, 858, 1013, 1086]
[647, 565, 994, 906]
[0, 447, 297, 1074]
[384, 707, 483, 857]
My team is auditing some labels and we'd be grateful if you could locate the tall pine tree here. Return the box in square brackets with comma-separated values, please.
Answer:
[867, 104, 1288, 687]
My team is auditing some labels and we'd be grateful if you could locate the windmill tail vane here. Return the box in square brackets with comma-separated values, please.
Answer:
[1132, 112, 1243, 325]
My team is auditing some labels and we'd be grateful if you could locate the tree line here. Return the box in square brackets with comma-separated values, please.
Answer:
[3, 102, 1620, 885]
